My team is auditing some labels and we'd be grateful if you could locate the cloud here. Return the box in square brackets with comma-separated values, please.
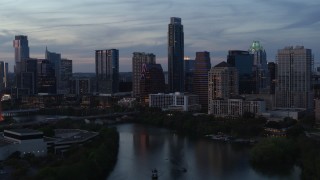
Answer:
[0, 0, 319, 72]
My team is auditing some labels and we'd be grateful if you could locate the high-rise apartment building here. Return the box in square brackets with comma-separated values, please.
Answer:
[0, 61, 8, 92]
[132, 52, 156, 97]
[95, 49, 119, 94]
[227, 50, 254, 94]
[249, 41, 269, 94]
[193, 51, 211, 111]
[208, 61, 238, 113]
[275, 46, 313, 109]
[168, 17, 184, 92]
[140, 63, 165, 104]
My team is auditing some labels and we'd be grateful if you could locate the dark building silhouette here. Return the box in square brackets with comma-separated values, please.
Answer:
[37, 59, 56, 94]
[140, 63, 165, 104]
[184, 57, 195, 93]
[227, 50, 254, 94]
[268, 62, 276, 94]
[249, 41, 269, 94]
[95, 49, 119, 94]
[13, 35, 30, 89]
[70, 78, 91, 95]
[21, 59, 38, 95]
[193, 52, 211, 111]
[0, 62, 9, 92]
[45, 48, 61, 93]
[168, 17, 184, 92]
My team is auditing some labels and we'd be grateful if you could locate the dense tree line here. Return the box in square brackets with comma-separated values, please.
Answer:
[134, 110, 266, 138]
[33, 127, 119, 180]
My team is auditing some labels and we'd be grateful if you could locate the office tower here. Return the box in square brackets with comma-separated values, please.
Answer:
[249, 41, 269, 94]
[193, 52, 211, 111]
[13, 35, 30, 88]
[95, 49, 119, 94]
[140, 63, 165, 104]
[37, 59, 56, 94]
[45, 48, 60, 93]
[275, 46, 313, 109]
[60, 59, 73, 94]
[227, 50, 254, 94]
[0, 61, 8, 92]
[168, 17, 184, 92]
[20, 58, 38, 95]
[184, 56, 195, 93]
[268, 62, 276, 94]
[132, 52, 156, 97]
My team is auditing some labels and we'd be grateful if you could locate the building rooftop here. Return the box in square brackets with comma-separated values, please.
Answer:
[53, 129, 98, 144]
[214, 61, 230, 68]
[4, 129, 42, 135]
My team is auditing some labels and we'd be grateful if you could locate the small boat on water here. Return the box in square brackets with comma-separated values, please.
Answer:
[152, 169, 158, 179]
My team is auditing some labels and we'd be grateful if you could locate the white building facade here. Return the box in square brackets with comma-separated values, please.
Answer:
[149, 92, 200, 111]
[208, 97, 266, 117]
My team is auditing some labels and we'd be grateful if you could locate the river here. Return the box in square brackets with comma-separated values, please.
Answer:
[108, 123, 300, 180]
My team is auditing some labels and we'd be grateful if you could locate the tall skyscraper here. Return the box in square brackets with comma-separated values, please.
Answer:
[168, 17, 184, 92]
[227, 50, 254, 94]
[60, 59, 73, 94]
[249, 41, 269, 94]
[275, 46, 313, 109]
[13, 35, 30, 88]
[193, 51, 211, 111]
[132, 52, 156, 97]
[95, 49, 119, 94]
[45, 48, 60, 93]
[13, 35, 29, 64]
[140, 63, 165, 104]
[0, 61, 8, 92]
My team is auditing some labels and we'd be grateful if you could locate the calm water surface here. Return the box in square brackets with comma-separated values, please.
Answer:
[108, 123, 300, 180]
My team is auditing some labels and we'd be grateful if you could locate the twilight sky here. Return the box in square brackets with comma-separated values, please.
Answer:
[0, 0, 319, 72]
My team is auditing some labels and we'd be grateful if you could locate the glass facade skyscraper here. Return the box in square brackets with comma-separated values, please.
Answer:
[168, 17, 184, 93]
[13, 35, 30, 88]
[227, 50, 254, 94]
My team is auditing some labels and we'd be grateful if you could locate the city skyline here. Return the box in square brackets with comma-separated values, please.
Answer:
[0, 0, 319, 72]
